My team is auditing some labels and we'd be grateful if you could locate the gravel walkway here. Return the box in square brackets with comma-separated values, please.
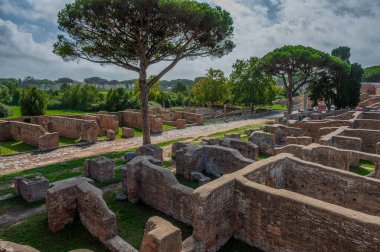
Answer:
[0, 115, 280, 174]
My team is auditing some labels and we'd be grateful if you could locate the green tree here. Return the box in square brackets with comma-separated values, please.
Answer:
[331, 46, 351, 63]
[53, 0, 235, 144]
[172, 82, 187, 93]
[230, 57, 276, 111]
[19, 87, 47, 116]
[0, 103, 12, 118]
[331, 46, 363, 109]
[192, 69, 230, 106]
[260, 45, 329, 113]
[364, 66, 380, 82]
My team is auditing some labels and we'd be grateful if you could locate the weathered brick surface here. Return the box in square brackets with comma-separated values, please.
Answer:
[248, 131, 275, 155]
[14, 174, 49, 202]
[285, 136, 312, 146]
[122, 127, 135, 138]
[47, 177, 119, 245]
[140, 216, 182, 252]
[190, 154, 380, 251]
[219, 138, 259, 160]
[0, 120, 59, 150]
[171, 142, 190, 157]
[175, 119, 186, 129]
[176, 145, 254, 180]
[136, 144, 163, 162]
[122, 156, 193, 224]
[106, 129, 116, 140]
[115, 110, 163, 133]
[84, 156, 115, 183]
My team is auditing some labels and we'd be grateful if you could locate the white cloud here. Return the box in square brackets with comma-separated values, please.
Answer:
[0, 0, 379, 81]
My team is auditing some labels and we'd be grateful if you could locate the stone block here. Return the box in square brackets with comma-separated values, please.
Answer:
[136, 144, 163, 162]
[106, 129, 116, 140]
[13, 174, 49, 203]
[122, 127, 135, 138]
[201, 138, 219, 145]
[84, 156, 115, 183]
[140, 216, 182, 252]
[171, 142, 191, 157]
[219, 138, 259, 160]
[175, 119, 186, 129]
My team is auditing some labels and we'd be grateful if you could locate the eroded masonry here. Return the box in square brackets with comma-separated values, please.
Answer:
[5, 85, 380, 252]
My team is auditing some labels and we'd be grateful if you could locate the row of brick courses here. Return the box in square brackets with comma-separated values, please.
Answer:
[320, 127, 380, 154]
[46, 116, 99, 143]
[189, 154, 380, 251]
[81, 113, 119, 135]
[175, 145, 254, 180]
[122, 156, 193, 225]
[0, 120, 59, 150]
[114, 110, 163, 133]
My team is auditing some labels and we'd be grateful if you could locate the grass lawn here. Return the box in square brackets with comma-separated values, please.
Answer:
[0, 140, 37, 155]
[349, 160, 376, 176]
[163, 124, 176, 130]
[6, 105, 87, 119]
[207, 123, 267, 139]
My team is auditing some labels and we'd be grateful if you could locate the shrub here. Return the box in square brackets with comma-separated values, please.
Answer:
[0, 103, 12, 118]
[19, 87, 47, 116]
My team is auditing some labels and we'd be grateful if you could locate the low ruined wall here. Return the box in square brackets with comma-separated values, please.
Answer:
[4, 121, 59, 150]
[352, 119, 380, 130]
[359, 96, 380, 108]
[264, 124, 303, 145]
[298, 120, 351, 140]
[81, 114, 119, 135]
[47, 116, 98, 143]
[248, 131, 275, 155]
[190, 155, 380, 251]
[122, 156, 193, 225]
[116, 110, 163, 133]
[362, 112, 380, 120]
[325, 111, 357, 120]
[219, 138, 259, 160]
[0, 120, 11, 141]
[176, 145, 254, 180]
[46, 177, 136, 252]
[174, 111, 204, 125]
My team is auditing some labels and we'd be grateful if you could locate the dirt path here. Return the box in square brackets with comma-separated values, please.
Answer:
[0, 115, 280, 175]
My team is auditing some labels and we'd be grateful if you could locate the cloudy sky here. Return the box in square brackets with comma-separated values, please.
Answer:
[0, 0, 379, 82]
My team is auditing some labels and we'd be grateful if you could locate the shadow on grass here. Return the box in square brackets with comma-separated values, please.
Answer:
[0, 140, 37, 155]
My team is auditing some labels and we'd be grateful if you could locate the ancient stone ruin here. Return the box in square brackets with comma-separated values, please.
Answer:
[14, 174, 49, 203]
[84, 156, 115, 183]
[135, 144, 163, 162]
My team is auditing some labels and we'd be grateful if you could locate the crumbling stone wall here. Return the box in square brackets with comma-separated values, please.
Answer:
[14, 174, 49, 202]
[219, 138, 259, 160]
[81, 114, 119, 135]
[47, 116, 99, 143]
[175, 145, 254, 180]
[0, 120, 11, 141]
[115, 110, 163, 133]
[122, 156, 193, 225]
[248, 131, 275, 155]
[299, 120, 351, 140]
[320, 127, 380, 153]
[285, 136, 312, 145]
[190, 154, 380, 252]
[47, 177, 136, 252]
[264, 124, 303, 145]
[140, 216, 182, 252]
[0, 120, 59, 150]
[84, 156, 115, 182]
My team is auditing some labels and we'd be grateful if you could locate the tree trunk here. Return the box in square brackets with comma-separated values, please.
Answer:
[139, 69, 151, 145]
[287, 88, 293, 114]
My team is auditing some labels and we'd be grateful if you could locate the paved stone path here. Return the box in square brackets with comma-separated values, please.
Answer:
[0, 115, 281, 174]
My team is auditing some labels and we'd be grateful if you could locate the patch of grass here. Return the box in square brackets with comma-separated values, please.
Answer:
[6, 106, 87, 119]
[163, 124, 176, 130]
[0, 140, 37, 155]
[175, 174, 199, 189]
[104, 190, 192, 249]
[115, 159, 126, 166]
[0, 196, 43, 216]
[59, 137, 82, 146]
[208, 123, 265, 139]
[258, 153, 271, 160]
[349, 160, 375, 176]
[163, 160, 173, 168]
[154, 137, 192, 148]
[269, 104, 287, 111]
[0, 213, 108, 252]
